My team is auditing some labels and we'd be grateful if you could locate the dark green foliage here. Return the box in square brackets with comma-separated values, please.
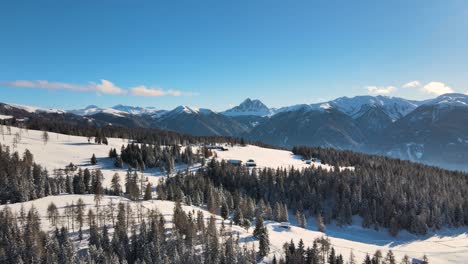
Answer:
[91, 153, 97, 165]
[0, 147, 62, 204]
[161, 157, 468, 235]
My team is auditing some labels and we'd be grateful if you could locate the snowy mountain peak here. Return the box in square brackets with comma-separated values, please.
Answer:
[222, 98, 272, 116]
[173, 105, 200, 114]
[69, 105, 127, 117]
[423, 93, 468, 108]
[163, 106, 214, 117]
[324, 95, 420, 120]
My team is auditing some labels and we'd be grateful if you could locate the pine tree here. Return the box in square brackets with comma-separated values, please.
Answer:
[75, 198, 85, 231]
[206, 216, 219, 263]
[348, 250, 356, 264]
[316, 213, 326, 232]
[144, 183, 152, 200]
[42, 130, 49, 145]
[93, 169, 104, 207]
[47, 202, 59, 227]
[91, 154, 97, 165]
[296, 210, 306, 228]
[221, 201, 230, 220]
[114, 156, 123, 168]
[111, 173, 122, 196]
[401, 255, 411, 264]
[254, 215, 270, 258]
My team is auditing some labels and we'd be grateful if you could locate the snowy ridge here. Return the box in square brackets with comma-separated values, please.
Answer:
[8, 103, 66, 114]
[423, 93, 468, 108]
[69, 105, 128, 117]
[160, 105, 214, 118]
[112, 104, 164, 115]
[323, 95, 420, 120]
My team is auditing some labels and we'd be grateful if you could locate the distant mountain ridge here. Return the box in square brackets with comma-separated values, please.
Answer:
[2, 93, 468, 170]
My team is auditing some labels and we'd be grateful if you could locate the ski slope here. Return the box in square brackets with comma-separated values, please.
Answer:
[0, 126, 466, 263]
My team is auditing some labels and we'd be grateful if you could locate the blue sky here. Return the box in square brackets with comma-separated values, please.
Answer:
[1, 0, 467, 111]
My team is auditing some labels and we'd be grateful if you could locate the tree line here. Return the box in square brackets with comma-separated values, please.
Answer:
[116, 143, 212, 172]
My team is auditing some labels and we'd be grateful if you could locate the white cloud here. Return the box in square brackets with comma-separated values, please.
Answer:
[130, 85, 193, 97]
[2, 79, 194, 97]
[367, 86, 396, 95]
[95, 80, 126, 95]
[2, 79, 126, 95]
[3, 80, 87, 91]
[130, 86, 166, 97]
[402, 80, 421, 88]
[422, 82, 454, 95]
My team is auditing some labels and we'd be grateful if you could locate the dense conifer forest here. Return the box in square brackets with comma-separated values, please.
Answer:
[160, 158, 467, 236]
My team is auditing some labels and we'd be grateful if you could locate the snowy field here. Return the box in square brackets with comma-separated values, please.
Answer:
[0, 126, 201, 189]
[0, 126, 467, 263]
[213, 145, 354, 171]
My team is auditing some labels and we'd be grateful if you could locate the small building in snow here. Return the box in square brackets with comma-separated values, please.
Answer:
[245, 159, 256, 167]
[311, 157, 322, 164]
[279, 222, 291, 229]
[227, 159, 242, 166]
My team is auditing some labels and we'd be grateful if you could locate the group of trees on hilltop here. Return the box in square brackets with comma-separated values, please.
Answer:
[116, 143, 211, 172]
[0, 146, 116, 204]
[161, 158, 467, 236]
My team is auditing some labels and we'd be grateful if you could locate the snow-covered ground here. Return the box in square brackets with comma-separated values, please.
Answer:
[0, 114, 13, 120]
[0, 126, 466, 263]
[1, 194, 466, 264]
[213, 145, 354, 172]
[0, 126, 199, 188]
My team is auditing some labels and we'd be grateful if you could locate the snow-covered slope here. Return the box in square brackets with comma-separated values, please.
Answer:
[0, 126, 200, 188]
[161, 105, 213, 117]
[0, 126, 466, 263]
[2, 194, 466, 264]
[7, 103, 66, 114]
[422, 93, 468, 108]
[69, 105, 128, 117]
[213, 145, 354, 171]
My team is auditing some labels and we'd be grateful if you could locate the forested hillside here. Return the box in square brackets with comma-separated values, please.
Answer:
[161, 156, 467, 236]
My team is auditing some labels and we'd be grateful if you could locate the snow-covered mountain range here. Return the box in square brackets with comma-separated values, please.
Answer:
[2, 93, 468, 170]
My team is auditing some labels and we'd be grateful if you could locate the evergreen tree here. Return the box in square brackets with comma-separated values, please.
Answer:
[111, 173, 122, 196]
[144, 183, 152, 200]
[254, 215, 270, 258]
[221, 201, 230, 220]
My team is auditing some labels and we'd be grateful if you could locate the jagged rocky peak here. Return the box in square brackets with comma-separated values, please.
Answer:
[222, 98, 272, 116]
